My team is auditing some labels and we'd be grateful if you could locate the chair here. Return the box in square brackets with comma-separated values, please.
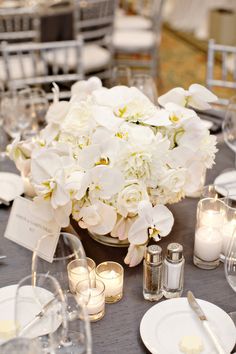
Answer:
[112, 0, 165, 78]
[0, 7, 40, 42]
[206, 39, 236, 106]
[115, 0, 158, 31]
[0, 38, 84, 99]
[73, 0, 118, 79]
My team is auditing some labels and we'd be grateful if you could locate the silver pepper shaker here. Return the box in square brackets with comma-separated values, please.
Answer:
[163, 243, 185, 299]
[143, 245, 163, 301]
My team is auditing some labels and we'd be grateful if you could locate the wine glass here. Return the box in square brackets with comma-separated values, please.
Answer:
[1, 91, 21, 140]
[224, 226, 236, 322]
[223, 96, 236, 160]
[214, 96, 236, 194]
[0, 337, 42, 354]
[27, 88, 49, 132]
[110, 66, 132, 86]
[0, 87, 9, 161]
[15, 273, 68, 353]
[130, 73, 158, 104]
[32, 232, 89, 294]
[32, 232, 92, 353]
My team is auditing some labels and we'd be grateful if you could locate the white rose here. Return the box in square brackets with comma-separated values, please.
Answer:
[117, 181, 149, 217]
[159, 168, 186, 193]
[46, 101, 70, 125]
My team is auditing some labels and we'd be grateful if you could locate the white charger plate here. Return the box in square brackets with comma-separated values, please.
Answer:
[140, 298, 236, 354]
[0, 172, 24, 204]
[0, 284, 61, 344]
[214, 170, 236, 199]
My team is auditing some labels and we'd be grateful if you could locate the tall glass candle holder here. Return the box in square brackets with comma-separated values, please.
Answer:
[201, 184, 228, 201]
[96, 262, 124, 303]
[67, 257, 96, 293]
[76, 279, 105, 322]
[193, 198, 226, 269]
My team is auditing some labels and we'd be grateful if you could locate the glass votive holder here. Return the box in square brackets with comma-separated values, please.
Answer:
[96, 261, 124, 303]
[76, 279, 105, 322]
[67, 257, 96, 293]
[193, 198, 226, 269]
[201, 184, 228, 201]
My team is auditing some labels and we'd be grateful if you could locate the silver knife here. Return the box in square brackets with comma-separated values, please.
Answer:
[187, 291, 227, 354]
[19, 296, 56, 336]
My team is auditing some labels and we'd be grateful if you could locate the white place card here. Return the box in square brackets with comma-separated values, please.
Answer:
[4, 196, 60, 262]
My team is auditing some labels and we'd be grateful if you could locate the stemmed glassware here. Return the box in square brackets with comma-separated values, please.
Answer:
[224, 226, 236, 321]
[130, 73, 158, 104]
[214, 96, 236, 195]
[110, 66, 132, 86]
[2, 90, 33, 140]
[15, 273, 68, 353]
[32, 232, 92, 353]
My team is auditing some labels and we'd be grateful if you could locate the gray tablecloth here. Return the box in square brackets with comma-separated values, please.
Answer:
[0, 142, 235, 354]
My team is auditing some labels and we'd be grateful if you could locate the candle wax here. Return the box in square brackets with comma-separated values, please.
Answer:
[98, 270, 123, 297]
[86, 288, 105, 315]
[199, 210, 224, 229]
[194, 226, 222, 262]
[68, 266, 92, 292]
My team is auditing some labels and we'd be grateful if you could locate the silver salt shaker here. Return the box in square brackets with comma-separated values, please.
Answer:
[163, 243, 184, 299]
[143, 245, 163, 301]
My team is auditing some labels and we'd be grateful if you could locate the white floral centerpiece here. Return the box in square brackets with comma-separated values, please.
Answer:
[8, 78, 218, 266]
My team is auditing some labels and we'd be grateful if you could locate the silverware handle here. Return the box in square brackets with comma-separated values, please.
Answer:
[203, 321, 227, 354]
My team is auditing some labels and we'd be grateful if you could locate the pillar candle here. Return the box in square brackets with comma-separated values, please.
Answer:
[194, 226, 222, 262]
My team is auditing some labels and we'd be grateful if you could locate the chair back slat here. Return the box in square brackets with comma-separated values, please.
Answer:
[0, 8, 39, 42]
[0, 38, 84, 99]
[206, 39, 236, 105]
[75, 0, 117, 42]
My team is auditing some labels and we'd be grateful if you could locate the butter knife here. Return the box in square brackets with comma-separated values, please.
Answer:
[187, 291, 227, 354]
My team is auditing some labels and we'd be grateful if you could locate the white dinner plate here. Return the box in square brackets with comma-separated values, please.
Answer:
[0, 284, 61, 344]
[140, 298, 236, 354]
[214, 170, 236, 199]
[0, 172, 24, 204]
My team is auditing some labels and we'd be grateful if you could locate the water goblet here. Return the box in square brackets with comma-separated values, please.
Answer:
[224, 227, 236, 322]
[0, 337, 42, 354]
[15, 273, 68, 353]
[130, 73, 158, 104]
[32, 232, 92, 353]
[110, 66, 132, 86]
[214, 95, 236, 194]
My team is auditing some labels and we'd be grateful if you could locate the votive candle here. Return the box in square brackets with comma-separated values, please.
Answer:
[76, 279, 105, 322]
[67, 257, 96, 293]
[96, 262, 124, 303]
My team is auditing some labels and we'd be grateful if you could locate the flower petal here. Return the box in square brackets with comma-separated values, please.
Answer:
[124, 244, 147, 267]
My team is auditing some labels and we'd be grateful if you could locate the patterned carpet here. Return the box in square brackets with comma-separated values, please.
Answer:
[159, 26, 234, 100]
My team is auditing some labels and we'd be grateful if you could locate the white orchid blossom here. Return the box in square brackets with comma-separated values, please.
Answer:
[71, 76, 102, 100]
[7, 78, 218, 266]
[79, 201, 117, 235]
[93, 86, 170, 126]
[87, 165, 125, 201]
[128, 201, 174, 245]
[124, 244, 147, 267]
[158, 83, 218, 110]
